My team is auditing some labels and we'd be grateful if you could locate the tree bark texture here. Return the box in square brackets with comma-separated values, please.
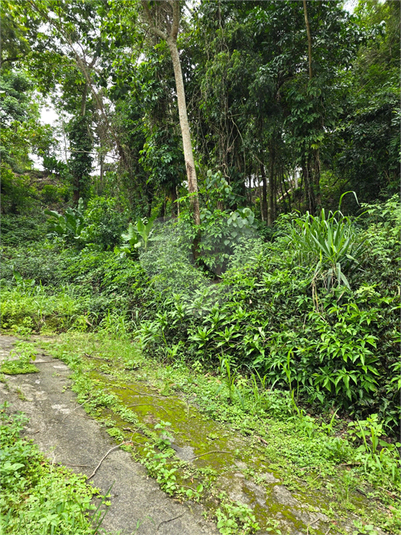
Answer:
[303, 0, 321, 213]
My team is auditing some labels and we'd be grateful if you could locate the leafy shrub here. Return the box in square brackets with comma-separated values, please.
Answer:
[197, 207, 257, 274]
[1, 246, 153, 335]
[41, 183, 70, 204]
[81, 196, 128, 250]
[45, 199, 85, 245]
[140, 220, 210, 296]
[0, 165, 38, 214]
[288, 207, 367, 289]
[0, 286, 87, 333]
[136, 198, 400, 434]
[45, 197, 128, 250]
[179, 171, 259, 274]
[118, 216, 156, 258]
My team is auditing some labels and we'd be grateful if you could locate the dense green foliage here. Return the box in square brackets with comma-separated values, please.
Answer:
[0, 3, 400, 527]
[1, 0, 399, 218]
[136, 197, 400, 431]
[1, 197, 399, 436]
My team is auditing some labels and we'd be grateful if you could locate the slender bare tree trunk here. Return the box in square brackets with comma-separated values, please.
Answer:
[268, 146, 275, 225]
[142, 0, 200, 226]
[303, 0, 313, 80]
[167, 39, 200, 225]
[261, 164, 268, 222]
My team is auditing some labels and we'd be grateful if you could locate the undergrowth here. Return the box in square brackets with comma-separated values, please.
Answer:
[0, 403, 108, 534]
[37, 333, 401, 535]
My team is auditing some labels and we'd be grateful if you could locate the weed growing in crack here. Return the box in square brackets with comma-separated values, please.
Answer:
[0, 344, 39, 375]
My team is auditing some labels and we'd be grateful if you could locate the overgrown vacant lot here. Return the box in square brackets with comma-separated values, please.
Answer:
[1, 1, 400, 532]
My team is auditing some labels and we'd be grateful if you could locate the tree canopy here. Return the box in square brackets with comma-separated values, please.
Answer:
[1, 0, 399, 217]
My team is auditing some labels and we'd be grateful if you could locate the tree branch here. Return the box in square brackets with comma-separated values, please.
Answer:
[141, 1, 168, 41]
[1, 55, 24, 64]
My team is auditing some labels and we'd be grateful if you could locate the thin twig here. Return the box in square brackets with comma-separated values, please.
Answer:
[157, 513, 185, 532]
[87, 442, 130, 481]
[307, 517, 320, 535]
[255, 435, 268, 445]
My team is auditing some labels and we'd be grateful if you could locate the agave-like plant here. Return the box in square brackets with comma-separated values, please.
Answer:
[290, 200, 366, 290]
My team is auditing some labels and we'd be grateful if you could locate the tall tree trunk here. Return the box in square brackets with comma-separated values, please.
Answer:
[281, 168, 292, 212]
[303, 0, 313, 79]
[313, 145, 321, 210]
[72, 85, 89, 203]
[302, 156, 316, 213]
[171, 185, 177, 218]
[303, 0, 321, 212]
[261, 164, 268, 222]
[268, 146, 276, 225]
[176, 186, 180, 217]
[98, 152, 104, 196]
[142, 1, 200, 227]
[167, 39, 200, 226]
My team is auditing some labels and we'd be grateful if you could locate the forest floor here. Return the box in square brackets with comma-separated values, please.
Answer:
[0, 334, 393, 535]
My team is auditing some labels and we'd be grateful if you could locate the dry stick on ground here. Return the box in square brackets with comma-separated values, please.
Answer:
[306, 518, 320, 534]
[87, 442, 131, 481]
[157, 513, 185, 532]
[255, 435, 268, 445]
